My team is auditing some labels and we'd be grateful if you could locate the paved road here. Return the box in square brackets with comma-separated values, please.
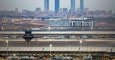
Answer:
[0, 31, 115, 34]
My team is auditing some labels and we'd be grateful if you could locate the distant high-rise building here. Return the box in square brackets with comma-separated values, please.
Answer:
[36, 8, 41, 12]
[55, 0, 60, 13]
[15, 8, 18, 12]
[80, 0, 84, 14]
[71, 0, 75, 10]
[44, 0, 49, 11]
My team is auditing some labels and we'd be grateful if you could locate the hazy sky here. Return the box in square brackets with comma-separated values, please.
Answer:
[0, 0, 115, 12]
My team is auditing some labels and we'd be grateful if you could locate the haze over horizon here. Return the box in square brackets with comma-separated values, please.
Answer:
[0, 0, 115, 13]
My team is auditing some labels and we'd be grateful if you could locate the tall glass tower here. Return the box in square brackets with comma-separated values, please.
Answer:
[55, 0, 60, 13]
[71, 0, 75, 10]
[44, 0, 49, 11]
[80, 0, 84, 14]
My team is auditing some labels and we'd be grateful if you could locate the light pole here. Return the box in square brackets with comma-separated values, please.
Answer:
[80, 40, 83, 45]
[1, 26, 4, 31]
[48, 18, 51, 39]
[48, 26, 51, 38]
[6, 40, 9, 57]
[79, 40, 83, 50]
[79, 40, 82, 60]
[65, 41, 68, 60]
[49, 44, 52, 60]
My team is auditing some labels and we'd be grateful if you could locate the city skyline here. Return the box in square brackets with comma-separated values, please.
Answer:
[0, 0, 115, 12]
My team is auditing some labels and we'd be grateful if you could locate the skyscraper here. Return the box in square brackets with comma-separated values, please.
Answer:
[80, 0, 84, 14]
[71, 0, 75, 10]
[15, 8, 18, 12]
[44, 0, 49, 11]
[55, 0, 60, 13]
